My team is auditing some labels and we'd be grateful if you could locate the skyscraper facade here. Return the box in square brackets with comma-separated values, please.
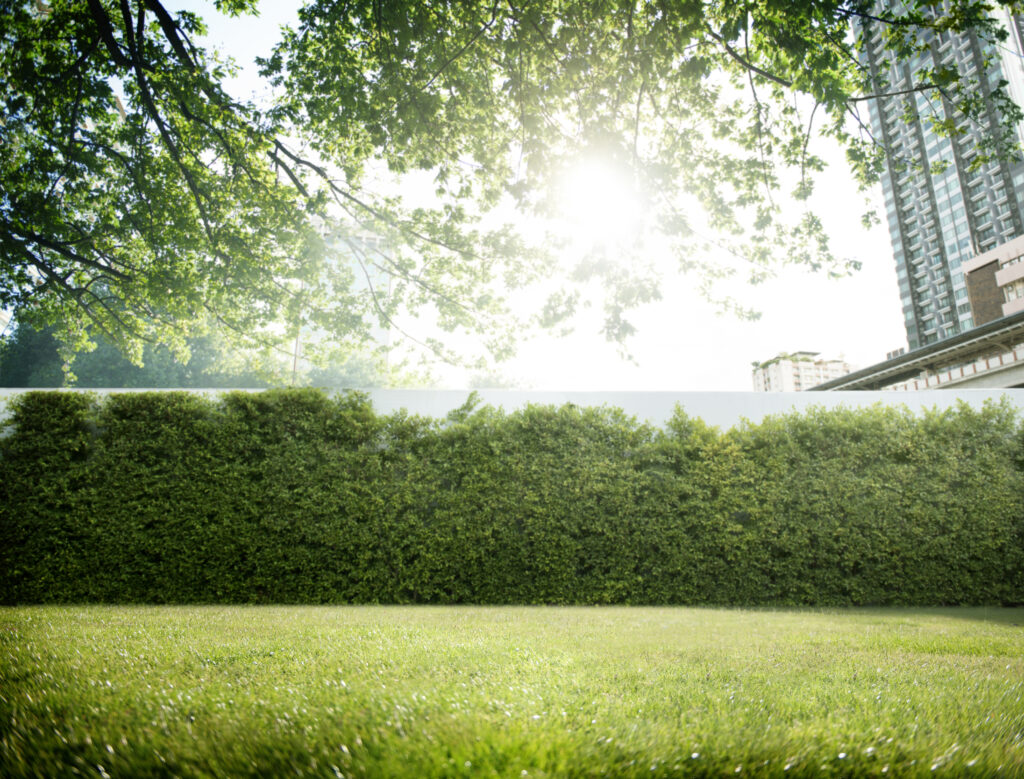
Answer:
[858, 6, 1024, 349]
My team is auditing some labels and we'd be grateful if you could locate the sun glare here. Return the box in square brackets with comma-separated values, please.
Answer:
[557, 159, 644, 252]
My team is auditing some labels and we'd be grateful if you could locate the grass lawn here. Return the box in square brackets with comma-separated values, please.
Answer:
[1, 607, 1022, 777]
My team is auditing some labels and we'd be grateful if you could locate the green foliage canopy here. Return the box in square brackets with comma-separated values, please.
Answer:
[2, 0, 1023, 361]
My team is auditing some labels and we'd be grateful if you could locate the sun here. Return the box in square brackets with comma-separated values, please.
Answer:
[556, 157, 644, 253]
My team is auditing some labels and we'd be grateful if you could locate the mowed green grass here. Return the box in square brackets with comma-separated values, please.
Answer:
[1, 607, 1022, 777]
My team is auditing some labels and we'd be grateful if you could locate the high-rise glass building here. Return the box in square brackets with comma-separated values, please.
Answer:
[858, 6, 1024, 348]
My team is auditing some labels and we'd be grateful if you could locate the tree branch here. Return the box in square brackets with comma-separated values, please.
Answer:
[124, 25, 219, 248]
[632, 76, 645, 164]
[85, 0, 131, 69]
[10, 228, 134, 282]
[271, 140, 490, 263]
[346, 230, 476, 316]
[269, 149, 311, 197]
[143, 0, 197, 70]
[423, 0, 500, 90]
[837, 6, 923, 28]
[344, 239, 444, 357]
[800, 100, 820, 191]
[83, 287, 155, 343]
[745, 24, 776, 207]
[848, 82, 942, 102]
[14, 244, 122, 343]
[704, 24, 793, 88]
[118, 0, 138, 65]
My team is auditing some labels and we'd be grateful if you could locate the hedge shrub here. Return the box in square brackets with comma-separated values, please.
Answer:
[1, 389, 1022, 605]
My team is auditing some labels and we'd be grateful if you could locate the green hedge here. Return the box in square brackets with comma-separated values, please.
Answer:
[2, 389, 1022, 605]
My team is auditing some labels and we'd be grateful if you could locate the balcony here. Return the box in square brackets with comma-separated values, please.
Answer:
[996, 261, 1024, 286]
[1003, 296, 1024, 317]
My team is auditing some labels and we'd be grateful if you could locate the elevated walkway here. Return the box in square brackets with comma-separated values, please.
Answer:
[811, 310, 1024, 391]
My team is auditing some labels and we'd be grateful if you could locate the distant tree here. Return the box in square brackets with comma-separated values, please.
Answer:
[0, 321, 269, 387]
[2, 0, 1021, 365]
[306, 353, 391, 389]
[0, 315, 417, 388]
[0, 324, 65, 387]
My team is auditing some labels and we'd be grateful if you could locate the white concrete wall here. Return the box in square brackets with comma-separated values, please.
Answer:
[3, 387, 1024, 430]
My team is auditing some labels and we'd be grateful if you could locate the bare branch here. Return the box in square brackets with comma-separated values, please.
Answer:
[344, 239, 446, 358]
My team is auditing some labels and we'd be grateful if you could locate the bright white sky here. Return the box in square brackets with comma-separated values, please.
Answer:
[182, 0, 907, 391]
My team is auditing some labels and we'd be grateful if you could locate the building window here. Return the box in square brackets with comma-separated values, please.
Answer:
[1004, 279, 1024, 302]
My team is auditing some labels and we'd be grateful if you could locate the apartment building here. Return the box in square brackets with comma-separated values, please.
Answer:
[857, 5, 1024, 348]
[752, 352, 856, 392]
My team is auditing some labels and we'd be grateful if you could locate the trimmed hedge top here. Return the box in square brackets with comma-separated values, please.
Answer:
[2, 389, 1022, 605]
